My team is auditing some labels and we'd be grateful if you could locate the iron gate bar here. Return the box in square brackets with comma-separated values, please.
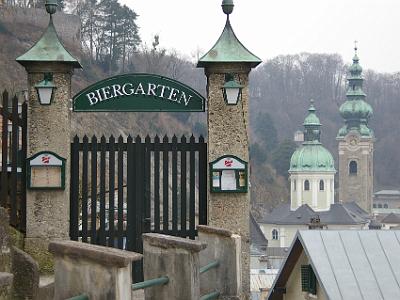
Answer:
[117, 135, 124, 249]
[82, 135, 89, 243]
[70, 135, 79, 241]
[180, 135, 187, 236]
[162, 135, 169, 233]
[0, 91, 8, 208]
[90, 135, 97, 244]
[154, 135, 160, 233]
[144, 135, 151, 233]
[172, 135, 178, 235]
[108, 135, 115, 247]
[10, 96, 19, 226]
[20, 101, 27, 231]
[189, 135, 196, 239]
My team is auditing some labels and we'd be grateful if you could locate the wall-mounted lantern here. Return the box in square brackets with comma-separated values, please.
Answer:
[222, 74, 243, 105]
[35, 73, 56, 105]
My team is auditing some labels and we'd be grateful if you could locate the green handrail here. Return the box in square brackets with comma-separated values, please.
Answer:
[200, 260, 220, 274]
[200, 291, 220, 300]
[66, 294, 89, 300]
[132, 276, 169, 291]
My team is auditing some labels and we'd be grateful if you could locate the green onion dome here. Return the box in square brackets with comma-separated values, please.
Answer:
[289, 144, 335, 172]
[290, 100, 335, 172]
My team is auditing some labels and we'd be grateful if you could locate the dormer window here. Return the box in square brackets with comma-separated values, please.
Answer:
[319, 180, 324, 191]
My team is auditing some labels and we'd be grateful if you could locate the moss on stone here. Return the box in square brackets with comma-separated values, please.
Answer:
[24, 239, 54, 274]
[8, 227, 24, 250]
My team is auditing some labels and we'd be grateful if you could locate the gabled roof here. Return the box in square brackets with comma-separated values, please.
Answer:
[16, 17, 81, 68]
[197, 19, 261, 68]
[381, 213, 400, 224]
[250, 213, 268, 247]
[259, 202, 368, 225]
[374, 190, 400, 196]
[269, 230, 400, 300]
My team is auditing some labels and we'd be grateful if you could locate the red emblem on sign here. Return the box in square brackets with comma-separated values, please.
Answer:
[224, 159, 233, 167]
[42, 156, 50, 164]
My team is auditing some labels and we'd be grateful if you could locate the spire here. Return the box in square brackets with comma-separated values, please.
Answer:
[338, 44, 373, 137]
[303, 99, 321, 144]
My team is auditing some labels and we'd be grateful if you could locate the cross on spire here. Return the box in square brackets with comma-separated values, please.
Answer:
[354, 40, 358, 54]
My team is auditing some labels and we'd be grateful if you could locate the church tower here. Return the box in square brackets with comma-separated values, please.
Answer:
[337, 45, 374, 213]
[289, 101, 336, 211]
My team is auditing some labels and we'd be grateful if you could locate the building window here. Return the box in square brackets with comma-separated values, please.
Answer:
[373, 204, 377, 208]
[384, 204, 388, 209]
[319, 180, 324, 191]
[301, 264, 317, 295]
[304, 180, 310, 191]
[293, 180, 296, 191]
[378, 204, 382, 208]
[349, 160, 357, 175]
[272, 229, 279, 240]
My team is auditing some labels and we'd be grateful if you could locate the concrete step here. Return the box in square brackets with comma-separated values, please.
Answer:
[37, 274, 54, 300]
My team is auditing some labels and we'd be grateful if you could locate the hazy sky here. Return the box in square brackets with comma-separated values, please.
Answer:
[120, 0, 399, 73]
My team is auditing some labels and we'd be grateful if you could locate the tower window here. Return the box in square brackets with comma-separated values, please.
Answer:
[304, 180, 310, 191]
[349, 160, 357, 175]
[384, 204, 388, 209]
[319, 180, 324, 191]
[272, 229, 279, 240]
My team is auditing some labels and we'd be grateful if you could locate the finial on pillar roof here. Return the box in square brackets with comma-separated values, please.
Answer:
[45, 0, 58, 17]
[222, 0, 234, 17]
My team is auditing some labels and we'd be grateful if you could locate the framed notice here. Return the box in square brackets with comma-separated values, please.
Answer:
[210, 155, 248, 193]
[27, 151, 66, 189]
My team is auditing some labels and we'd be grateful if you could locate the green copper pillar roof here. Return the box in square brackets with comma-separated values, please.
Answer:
[197, 0, 261, 68]
[16, 15, 82, 68]
[337, 45, 373, 138]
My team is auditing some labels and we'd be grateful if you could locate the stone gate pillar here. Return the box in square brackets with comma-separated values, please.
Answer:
[16, 0, 81, 272]
[197, 1, 261, 298]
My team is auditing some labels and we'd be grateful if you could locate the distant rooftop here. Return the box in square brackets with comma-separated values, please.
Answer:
[374, 190, 400, 196]
[269, 230, 400, 300]
[259, 202, 369, 225]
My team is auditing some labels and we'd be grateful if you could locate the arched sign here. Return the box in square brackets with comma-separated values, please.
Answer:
[73, 73, 205, 112]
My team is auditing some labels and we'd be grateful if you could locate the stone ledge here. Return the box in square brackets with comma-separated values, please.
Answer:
[197, 225, 233, 237]
[143, 233, 206, 252]
[0, 272, 13, 287]
[48, 240, 142, 268]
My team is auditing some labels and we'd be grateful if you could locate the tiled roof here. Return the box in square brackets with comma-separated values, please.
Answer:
[259, 202, 368, 225]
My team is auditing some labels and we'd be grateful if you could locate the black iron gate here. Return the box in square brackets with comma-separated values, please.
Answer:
[0, 90, 27, 233]
[69, 134, 207, 280]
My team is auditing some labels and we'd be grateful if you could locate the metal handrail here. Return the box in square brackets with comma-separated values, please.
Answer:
[200, 260, 220, 274]
[200, 291, 220, 300]
[66, 294, 89, 300]
[132, 276, 169, 291]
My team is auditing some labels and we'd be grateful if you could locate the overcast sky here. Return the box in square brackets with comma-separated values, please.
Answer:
[120, 0, 399, 73]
